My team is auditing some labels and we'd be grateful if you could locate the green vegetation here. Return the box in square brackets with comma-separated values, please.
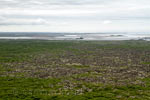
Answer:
[0, 40, 150, 99]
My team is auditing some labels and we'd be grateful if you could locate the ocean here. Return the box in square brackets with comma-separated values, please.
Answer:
[0, 32, 150, 41]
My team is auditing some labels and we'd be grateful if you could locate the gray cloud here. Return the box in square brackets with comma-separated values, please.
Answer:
[0, 17, 48, 26]
[0, 0, 150, 32]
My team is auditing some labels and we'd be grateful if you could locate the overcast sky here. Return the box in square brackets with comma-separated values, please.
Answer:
[0, 0, 150, 32]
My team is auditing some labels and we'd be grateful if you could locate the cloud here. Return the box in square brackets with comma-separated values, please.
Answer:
[103, 20, 112, 24]
[0, 0, 150, 32]
[0, 18, 48, 25]
[0, 16, 5, 20]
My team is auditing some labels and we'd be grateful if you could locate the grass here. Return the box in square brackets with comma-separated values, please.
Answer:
[0, 77, 150, 100]
[142, 62, 150, 65]
[0, 40, 150, 99]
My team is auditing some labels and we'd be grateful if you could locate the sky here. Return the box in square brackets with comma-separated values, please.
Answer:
[0, 0, 150, 32]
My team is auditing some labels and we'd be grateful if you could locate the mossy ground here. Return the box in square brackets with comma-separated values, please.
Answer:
[0, 40, 150, 100]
